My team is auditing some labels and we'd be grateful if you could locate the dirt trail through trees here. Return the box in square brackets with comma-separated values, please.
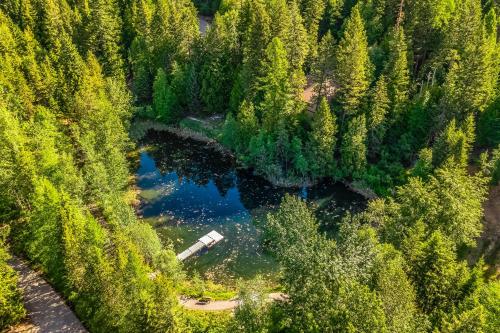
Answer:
[8, 257, 87, 333]
[179, 293, 287, 311]
[481, 184, 500, 273]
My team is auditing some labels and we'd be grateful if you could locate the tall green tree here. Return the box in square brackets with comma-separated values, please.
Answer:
[284, 0, 309, 97]
[432, 117, 473, 169]
[0, 226, 25, 330]
[341, 114, 368, 177]
[335, 4, 373, 125]
[298, 0, 327, 60]
[239, 0, 272, 99]
[200, 9, 241, 114]
[440, 2, 499, 120]
[84, 0, 124, 78]
[235, 100, 258, 154]
[386, 26, 410, 120]
[258, 37, 294, 131]
[368, 75, 390, 155]
[152, 68, 177, 123]
[409, 231, 473, 327]
[373, 244, 427, 333]
[308, 97, 337, 177]
[310, 32, 335, 108]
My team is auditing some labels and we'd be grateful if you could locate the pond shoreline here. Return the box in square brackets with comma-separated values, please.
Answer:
[130, 118, 376, 199]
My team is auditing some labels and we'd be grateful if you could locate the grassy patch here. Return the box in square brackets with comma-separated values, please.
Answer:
[179, 279, 238, 301]
[179, 116, 224, 140]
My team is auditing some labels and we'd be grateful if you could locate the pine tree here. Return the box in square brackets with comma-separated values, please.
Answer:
[240, 0, 272, 99]
[1, 0, 36, 31]
[298, 0, 326, 60]
[440, 3, 499, 120]
[200, 9, 240, 114]
[152, 68, 177, 123]
[335, 5, 373, 124]
[308, 97, 337, 177]
[405, 0, 456, 71]
[235, 100, 258, 154]
[341, 114, 368, 177]
[284, 0, 308, 97]
[410, 231, 470, 326]
[150, 0, 198, 73]
[268, 0, 292, 42]
[310, 32, 335, 108]
[86, 0, 124, 78]
[0, 226, 26, 330]
[222, 112, 238, 149]
[386, 27, 410, 119]
[291, 136, 308, 178]
[374, 245, 424, 333]
[258, 37, 294, 132]
[36, 0, 67, 48]
[130, 36, 153, 103]
[432, 118, 473, 169]
[368, 75, 390, 155]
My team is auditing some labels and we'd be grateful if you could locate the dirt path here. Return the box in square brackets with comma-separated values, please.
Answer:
[480, 184, 500, 275]
[179, 297, 240, 311]
[199, 16, 211, 35]
[179, 293, 287, 311]
[8, 257, 88, 333]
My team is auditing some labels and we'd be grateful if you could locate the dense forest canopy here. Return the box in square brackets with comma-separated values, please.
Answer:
[0, 0, 499, 332]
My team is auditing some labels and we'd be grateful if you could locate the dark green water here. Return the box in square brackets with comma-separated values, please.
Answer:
[136, 130, 365, 282]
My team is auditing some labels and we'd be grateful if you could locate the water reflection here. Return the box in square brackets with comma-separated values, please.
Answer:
[136, 130, 365, 281]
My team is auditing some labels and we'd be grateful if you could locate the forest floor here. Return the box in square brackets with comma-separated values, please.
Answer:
[7, 257, 88, 333]
[199, 16, 212, 35]
[478, 184, 500, 276]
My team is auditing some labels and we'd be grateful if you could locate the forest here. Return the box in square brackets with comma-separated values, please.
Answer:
[0, 0, 499, 332]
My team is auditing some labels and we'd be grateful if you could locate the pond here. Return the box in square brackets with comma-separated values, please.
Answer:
[136, 130, 366, 282]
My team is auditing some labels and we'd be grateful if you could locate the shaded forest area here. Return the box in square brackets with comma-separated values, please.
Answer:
[132, 0, 500, 193]
[0, 0, 499, 332]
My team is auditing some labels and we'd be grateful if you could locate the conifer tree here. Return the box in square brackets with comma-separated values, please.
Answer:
[235, 100, 258, 154]
[222, 112, 238, 149]
[405, 0, 456, 70]
[150, 0, 198, 73]
[200, 9, 240, 114]
[1, 0, 36, 31]
[268, 0, 292, 42]
[130, 36, 152, 103]
[410, 231, 473, 327]
[441, 3, 499, 120]
[310, 32, 335, 108]
[290, 136, 308, 178]
[0, 226, 25, 330]
[129, 0, 154, 40]
[240, 0, 272, 99]
[36, 0, 68, 48]
[335, 5, 372, 125]
[86, 0, 124, 78]
[368, 75, 390, 155]
[258, 37, 294, 132]
[308, 97, 337, 177]
[284, 0, 308, 97]
[298, 0, 326, 60]
[152, 68, 177, 123]
[432, 118, 473, 169]
[341, 114, 368, 177]
[386, 26, 410, 119]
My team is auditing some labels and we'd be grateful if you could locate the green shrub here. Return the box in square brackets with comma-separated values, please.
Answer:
[0, 226, 25, 330]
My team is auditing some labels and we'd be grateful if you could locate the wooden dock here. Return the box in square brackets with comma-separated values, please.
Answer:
[176, 230, 224, 261]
